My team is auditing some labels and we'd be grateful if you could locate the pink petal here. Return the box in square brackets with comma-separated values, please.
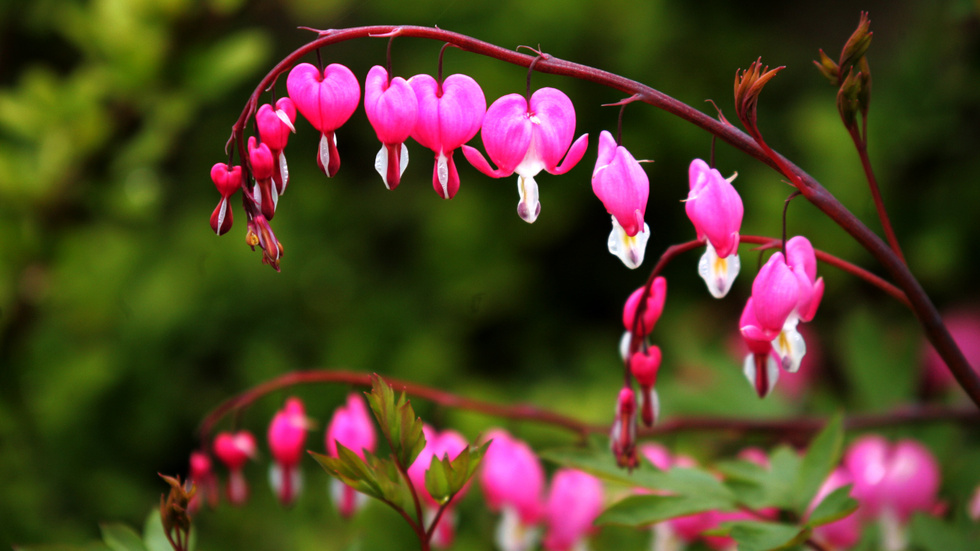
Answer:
[286, 63, 360, 132]
[364, 65, 418, 145]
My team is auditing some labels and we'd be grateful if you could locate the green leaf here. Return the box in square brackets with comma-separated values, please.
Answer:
[719, 446, 801, 511]
[726, 521, 809, 551]
[807, 485, 858, 527]
[309, 445, 384, 500]
[793, 414, 844, 512]
[424, 441, 490, 505]
[142, 509, 190, 551]
[597, 493, 736, 527]
[542, 447, 734, 504]
[365, 374, 426, 469]
[100, 524, 148, 551]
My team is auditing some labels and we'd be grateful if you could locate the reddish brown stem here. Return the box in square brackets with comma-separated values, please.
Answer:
[848, 126, 906, 264]
[223, 25, 979, 408]
[197, 369, 978, 444]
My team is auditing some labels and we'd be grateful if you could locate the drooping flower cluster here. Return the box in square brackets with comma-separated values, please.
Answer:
[612, 276, 667, 468]
[210, 51, 667, 271]
[739, 236, 824, 397]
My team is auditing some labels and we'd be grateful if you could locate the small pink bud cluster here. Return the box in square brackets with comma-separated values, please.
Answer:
[612, 277, 668, 468]
[739, 236, 824, 397]
[685, 159, 744, 298]
[591, 131, 651, 269]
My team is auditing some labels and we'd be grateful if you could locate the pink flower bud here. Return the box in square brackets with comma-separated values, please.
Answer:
[256, 98, 296, 195]
[188, 451, 219, 513]
[409, 73, 486, 199]
[213, 431, 257, 470]
[629, 347, 661, 388]
[286, 62, 360, 177]
[480, 429, 545, 524]
[622, 277, 667, 337]
[686, 158, 743, 258]
[844, 435, 941, 522]
[210, 163, 243, 197]
[213, 430, 257, 506]
[267, 397, 310, 506]
[543, 469, 603, 551]
[592, 131, 649, 237]
[462, 87, 587, 223]
[364, 66, 418, 190]
[610, 387, 637, 469]
[785, 236, 824, 323]
[256, 98, 296, 152]
[325, 393, 376, 459]
[745, 253, 801, 341]
[247, 136, 278, 219]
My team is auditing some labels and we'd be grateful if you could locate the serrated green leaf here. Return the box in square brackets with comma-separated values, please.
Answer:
[309, 446, 384, 500]
[807, 485, 858, 527]
[100, 523, 148, 551]
[765, 446, 803, 510]
[425, 455, 453, 504]
[597, 493, 736, 527]
[794, 414, 844, 512]
[366, 375, 426, 469]
[726, 521, 809, 551]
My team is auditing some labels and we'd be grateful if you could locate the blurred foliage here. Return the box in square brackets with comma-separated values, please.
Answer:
[1, 0, 980, 550]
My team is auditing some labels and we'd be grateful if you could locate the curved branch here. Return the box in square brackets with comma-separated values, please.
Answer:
[226, 25, 979, 408]
[197, 369, 979, 445]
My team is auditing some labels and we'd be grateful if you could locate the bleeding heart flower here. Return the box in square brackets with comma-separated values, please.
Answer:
[209, 163, 243, 236]
[267, 397, 311, 506]
[462, 88, 588, 223]
[256, 97, 296, 195]
[248, 136, 277, 220]
[408, 73, 486, 199]
[364, 65, 418, 190]
[592, 130, 650, 269]
[325, 393, 377, 518]
[481, 429, 545, 551]
[686, 158, 743, 298]
[629, 346, 662, 426]
[542, 469, 603, 551]
[213, 431, 257, 506]
[286, 62, 360, 177]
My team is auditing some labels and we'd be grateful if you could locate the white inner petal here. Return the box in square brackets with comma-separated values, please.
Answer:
[517, 175, 540, 223]
[318, 133, 331, 174]
[437, 153, 450, 197]
[375, 145, 390, 189]
[607, 217, 650, 269]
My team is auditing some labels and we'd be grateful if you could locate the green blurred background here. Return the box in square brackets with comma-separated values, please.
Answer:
[2, 0, 980, 549]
